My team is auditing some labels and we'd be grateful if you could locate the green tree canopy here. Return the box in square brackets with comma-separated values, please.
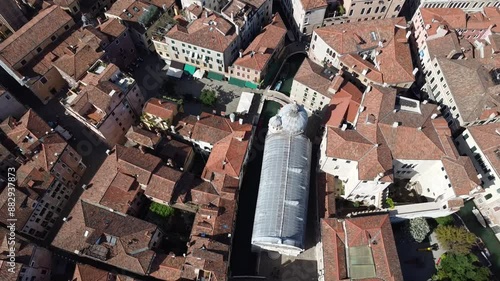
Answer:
[435, 216, 454, 226]
[200, 89, 217, 107]
[407, 217, 431, 243]
[435, 225, 476, 254]
[433, 253, 490, 281]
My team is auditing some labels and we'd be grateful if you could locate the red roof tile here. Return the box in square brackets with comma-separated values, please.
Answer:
[143, 98, 179, 120]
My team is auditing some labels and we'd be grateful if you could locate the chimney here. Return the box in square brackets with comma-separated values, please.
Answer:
[423, 100, 428, 104]
[392, 122, 399, 128]
[84, 230, 89, 237]
[239, 49, 243, 58]
[477, 174, 483, 179]
[82, 184, 88, 190]
[230, 113, 236, 122]
[341, 124, 347, 131]
[239, 118, 243, 125]
[197, 115, 200, 121]
[406, 30, 411, 39]
[212, 109, 217, 115]
[417, 127, 422, 131]
[62, 217, 67, 222]
[205, 11, 208, 18]
[431, 113, 438, 119]
[171, 125, 176, 134]
[105, 149, 111, 155]
[97, 17, 102, 25]
[221, 111, 226, 117]
[231, 12, 234, 21]
[412, 68, 418, 75]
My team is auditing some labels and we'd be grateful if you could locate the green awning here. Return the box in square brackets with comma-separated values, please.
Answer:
[184, 64, 196, 75]
[207, 71, 224, 81]
[229, 77, 246, 87]
[245, 81, 259, 89]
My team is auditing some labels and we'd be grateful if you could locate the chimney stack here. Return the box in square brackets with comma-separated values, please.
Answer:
[170, 125, 176, 134]
[431, 113, 438, 119]
[341, 124, 347, 131]
[392, 122, 399, 128]
[239, 118, 243, 124]
[239, 49, 243, 58]
[230, 113, 236, 122]
[197, 115, 200, 121]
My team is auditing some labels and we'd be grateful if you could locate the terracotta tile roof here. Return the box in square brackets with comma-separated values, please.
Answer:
[191, 112, 252, 145]
[99, 172, 141, 214]
[107, 0, 151, 24]
[1, 109, 68, 171]
[293, 58, 336, 97]
[420, 8, 466, 33]
[173, 113, 197, 139]
[157, 138, 193, 169]
[0, 188, 36, 231]
[53, 42, 105, 81]
[116, 145, 162, 185]
[321, 214, 403, 281]
[325, 80, 363, 127]
[166, 11, 237, 53]
[145, 165, 182, 202]
[125, 126, 162, 148]
[202, 135, 249, 180]
[300, 0, 327, 10]
[150, 254, 185, 280]
[467, 123, 500, 177]
[315, 17, 414, 85]
[16, 165, 55, 200]
[0, 5, 73, 68]
[98, 18, 127, 39]
[232, 14, 286, 72]
[187, 4, 203, 17]
[143, 98, 178, 120]
[70, 81, 123, 116]
[321, 219, 347, 281]
[53, 200, 158, 275]
[325, 85, 480, 193]
[143, 0, 176, 9]
[435, 57, 500, 123]
[53, 0, 78, 7]
[189, 178, 220, 206]
[447, 198, 464, 209]
[72, 263, 115, 281]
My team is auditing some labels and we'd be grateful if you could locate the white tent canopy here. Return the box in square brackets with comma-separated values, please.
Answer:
[167, 67, 183, 78]
[236, 92, 255, 114]
[193, 69, 205, 79]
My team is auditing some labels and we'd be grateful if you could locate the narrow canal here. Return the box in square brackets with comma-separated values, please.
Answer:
[230, 100, 282, 276]
[457, 200, 500, 277]
[273, 53, 306, 96]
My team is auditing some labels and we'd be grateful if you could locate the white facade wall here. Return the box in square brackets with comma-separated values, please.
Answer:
[154, 36, 238, 74]
[290, 80, 332, 113]
[456, 129, 500, 230]
[409, 0, 500, 15]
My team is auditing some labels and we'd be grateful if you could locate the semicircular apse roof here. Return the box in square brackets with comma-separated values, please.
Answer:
[279, 103, 308, 135]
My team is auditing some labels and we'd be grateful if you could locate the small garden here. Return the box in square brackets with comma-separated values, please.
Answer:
[144, 202, 195, 255]
[396, 216, 491, 281]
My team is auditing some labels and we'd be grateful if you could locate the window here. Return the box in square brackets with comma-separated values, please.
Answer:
[36, 47, 42, 53]
[51, 35, 57, 41]
[21, 59, 27, 66]
[40, 77, 48, 84]
[463, 133, 469, 140]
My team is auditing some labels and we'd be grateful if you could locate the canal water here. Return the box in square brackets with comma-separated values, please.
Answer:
[458, 200, 500, 277]
[229, 100, 281, 276]
[277, 54, 306, 96]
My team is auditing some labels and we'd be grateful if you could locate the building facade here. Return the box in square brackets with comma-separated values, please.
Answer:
[61, 61, 144, 145]
[228, 14, 286, 87]
[309, 17, 415, 89]
[456, 123, 500, 240]
[154, 11, 240, 76]
[318, 86, 482, 219]
[0, 6, 76, 104]
[0, 85, 27, 121]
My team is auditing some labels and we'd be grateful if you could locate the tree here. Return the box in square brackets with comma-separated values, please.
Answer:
[385, 198, 395, 209]
[200, 89, 217, 107]
[407, 217, 431, 243]
[433, 253, 490, 281]
[435, 216, 454, 226]
[435, 225, 476, 255]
